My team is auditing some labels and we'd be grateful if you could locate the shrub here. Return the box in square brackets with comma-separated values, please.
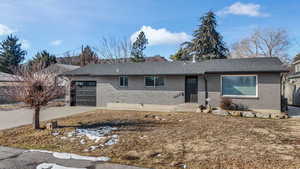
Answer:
[220, 97, 232, 110]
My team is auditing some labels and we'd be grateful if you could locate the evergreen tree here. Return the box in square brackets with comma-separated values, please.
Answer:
[29, 50, 57, 69]
[170, 48, 190, 61]
[0, 35, 26, 73]
[186, 11, 228, 60]
[131, 31, 148, 62]
[80, 45, 98, 66]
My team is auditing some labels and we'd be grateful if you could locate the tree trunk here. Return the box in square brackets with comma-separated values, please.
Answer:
[33, 106, 40, 129]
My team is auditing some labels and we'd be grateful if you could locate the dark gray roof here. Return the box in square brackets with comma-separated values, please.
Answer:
[61, 57, 288, 76]
[44, 64, 80, 74]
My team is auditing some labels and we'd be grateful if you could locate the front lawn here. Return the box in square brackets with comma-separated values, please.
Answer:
[0, 109, 299, 169]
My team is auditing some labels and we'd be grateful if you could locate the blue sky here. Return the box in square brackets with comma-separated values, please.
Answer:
[0, 0, 299, 61]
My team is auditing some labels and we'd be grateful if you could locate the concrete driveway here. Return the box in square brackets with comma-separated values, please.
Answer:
[288, 106, 300, 118]
[0, 146, 148, 169]
[0, 106, 98, 130]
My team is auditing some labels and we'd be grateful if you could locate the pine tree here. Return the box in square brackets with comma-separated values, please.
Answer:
[131, 31, 148, 62]
[80, 46, 98, 66]
[187, 11, 228, 60]
[29, 50, 57, 69]
[170, 48, 189, 61]
[0, 35, 26, 73]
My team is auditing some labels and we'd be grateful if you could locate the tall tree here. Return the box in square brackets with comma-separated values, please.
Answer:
[131, 31, 148, 62]
[0, 35, 26, 73]
[80, 45, 98, 67]
[181, 11, 228, 60]
[97, 37, 132, 64]
[231, 28, 290, 63]
[29, 50, 57, 69]
[170, 48, 189, 61]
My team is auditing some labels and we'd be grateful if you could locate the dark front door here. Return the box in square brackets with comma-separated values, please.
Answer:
[185, 76, 198, 103]
[71, 81, 97, 106]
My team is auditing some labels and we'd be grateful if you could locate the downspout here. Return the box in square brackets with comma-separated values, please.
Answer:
[204, 73, 208, 106]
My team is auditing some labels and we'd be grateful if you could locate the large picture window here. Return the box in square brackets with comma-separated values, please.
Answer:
[119, 76, 128, 87]
[221, 75, 257, 97]
[145, 76, 164, 87]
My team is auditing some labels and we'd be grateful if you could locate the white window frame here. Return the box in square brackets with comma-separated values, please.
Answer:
[119, 76, 128, 87]
[220, 74, 258, 98]
[144, 76, 165, 88]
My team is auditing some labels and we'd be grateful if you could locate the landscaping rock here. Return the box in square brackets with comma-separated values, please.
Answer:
[212, 109, 229, 116]
[229, 111, 241, 117]
[255, 113, 271, 119]
[271, 113, 288, 119]
[242, 111, 256, 118]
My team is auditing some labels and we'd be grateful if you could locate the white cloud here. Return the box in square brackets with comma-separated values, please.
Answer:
[131, 26, 191, 46]
[20, 39, 30, 50]
[50, 40, 63, 46]
[0, 24, 15, 36]
[217, 2, 269, 17]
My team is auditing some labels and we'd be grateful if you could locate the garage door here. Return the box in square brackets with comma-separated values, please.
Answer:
[71, 81, 97, 106]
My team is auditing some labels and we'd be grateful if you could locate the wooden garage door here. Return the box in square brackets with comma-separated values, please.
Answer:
[71, 81, 96, 106]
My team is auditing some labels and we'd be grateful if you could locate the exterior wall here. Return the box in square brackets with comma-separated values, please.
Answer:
[67, 73, 282, 111]
[68, 75, 186, 107]
[285, 78, 300, 106]
[206, 73, 281, 111]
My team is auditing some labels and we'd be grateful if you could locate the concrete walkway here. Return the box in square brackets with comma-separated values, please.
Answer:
[288, 106, 300, 118]
[0, 146, 148, 169]
[0, 106, 98, 130]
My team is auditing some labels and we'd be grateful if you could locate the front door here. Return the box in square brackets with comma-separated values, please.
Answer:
[185, 76, 198, 103]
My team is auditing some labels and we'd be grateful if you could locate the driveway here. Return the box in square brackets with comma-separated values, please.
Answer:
[0, 146, 148, 169]
[288, 106, 300, 118]
[0, 106, 98, 130]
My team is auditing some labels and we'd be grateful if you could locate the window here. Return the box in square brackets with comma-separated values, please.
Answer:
[145, 76, 164, 87]
[119, 76, 128, 87]
[221, 75, 257, 97]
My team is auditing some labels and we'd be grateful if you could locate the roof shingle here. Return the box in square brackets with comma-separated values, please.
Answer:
[61, 57, 288, 76]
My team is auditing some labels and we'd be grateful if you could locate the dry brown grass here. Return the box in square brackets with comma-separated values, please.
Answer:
[0, 109, 300, 169]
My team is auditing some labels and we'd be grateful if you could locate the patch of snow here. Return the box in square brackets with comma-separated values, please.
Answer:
[52, 132, 60, 136]
[80, 139, 86, 144]
[28, 149, 111, 162]
[104, 134, 119, 146]
[74, 126, 117, 143]
[36, 163, 86, 169]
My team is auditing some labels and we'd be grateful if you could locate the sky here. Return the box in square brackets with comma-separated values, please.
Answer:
[0, 0, 299, 61]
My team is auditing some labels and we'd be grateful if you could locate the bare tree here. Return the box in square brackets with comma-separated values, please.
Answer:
[231, 28, 290, 63]
[5, 66, 65, 129]
[96, 37, 132, 64]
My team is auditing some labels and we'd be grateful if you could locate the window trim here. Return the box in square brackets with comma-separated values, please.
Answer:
[220, 74, 258, 98]
[119, 76, 128, 87]
[144, 76, 165, 88]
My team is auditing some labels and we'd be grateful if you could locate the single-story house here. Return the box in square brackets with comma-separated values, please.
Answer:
[0, 72, 20, 104]
[61, 57, 288, 113]
[286, 59, 300, 106]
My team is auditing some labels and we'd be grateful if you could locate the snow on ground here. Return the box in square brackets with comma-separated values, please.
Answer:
[36, 163, 86, 169]
[73, 126, 118, 143]
[28, 150, 111, 162]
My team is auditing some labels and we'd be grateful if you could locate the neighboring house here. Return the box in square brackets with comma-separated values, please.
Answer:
[286, 59, 300, 106]
[61, 57, 288, 113]
[0, 72, 20, 104]
[57, 55, 167, 65]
